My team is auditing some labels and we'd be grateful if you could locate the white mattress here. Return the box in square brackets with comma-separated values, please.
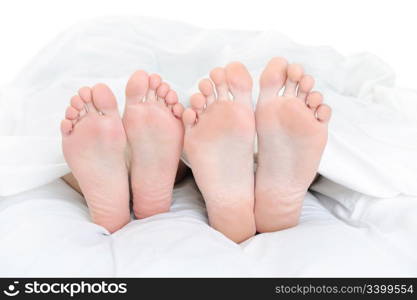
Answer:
[0, 16, 416, 276]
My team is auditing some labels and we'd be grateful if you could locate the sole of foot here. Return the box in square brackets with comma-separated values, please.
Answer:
[61, 84, 130, 233]
[255, 57, 332, 233]
[123, 70, 184, 219]
[182, 62, 256, 243]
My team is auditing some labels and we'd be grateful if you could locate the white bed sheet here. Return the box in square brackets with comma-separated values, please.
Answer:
[0, 16, 416, 276]
[1, 177, 415, 277]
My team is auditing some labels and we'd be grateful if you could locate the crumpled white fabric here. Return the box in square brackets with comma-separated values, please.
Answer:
[0, 16, 416, 277]
[1, 178, 415, 277]
[0, 16, 416, 201]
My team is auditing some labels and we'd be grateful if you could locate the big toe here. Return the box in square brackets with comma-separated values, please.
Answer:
[92, 83, 119, 115]
[182, 108, 197, 129]
[259, 57, 288, 100]
[225, 61, 253, 106]
[125, 70, 149, 103]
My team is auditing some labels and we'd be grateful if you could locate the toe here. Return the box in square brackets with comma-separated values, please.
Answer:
[210, 67, 230, 101]
[182, 108, 197, 129]
[306, 91, 323, 110]
[125, 70, 149, 104]
[165, 90, 179, 105]
[70, 95, 84, 111]
[297, 75, 315, 101]
[146, 74, 162, 102]
[316, 104, 332, 123]
[156, 82, 170, 103]
[78, 87, 92, 102]
[91, 83, 119, 115]
[199, 78, 216, 105]
[65, 106, 79, 120]
[78, 86, 97, 113]
[283, 64, 304, 97]
[259, 57, 288, 99]
[172, 103, 184, 118]
[190, 93, 206, 115]
[225, 61, 253, 107]
[60, 119, 73, 135]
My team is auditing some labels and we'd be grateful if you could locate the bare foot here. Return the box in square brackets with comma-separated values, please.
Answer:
[255, 57, 332, 232]
[123, 71, 184, 219]
[61, 84, 130, 233]
[182, 62, 256, 243]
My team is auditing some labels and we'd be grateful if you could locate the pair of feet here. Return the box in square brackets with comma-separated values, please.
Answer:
[61, 72, 184, 233]
[61, 57, 331, 243]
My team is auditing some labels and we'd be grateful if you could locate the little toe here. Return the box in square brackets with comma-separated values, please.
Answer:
[91, 83, 119, 115]
[182, 108, 197, 129]
[125, 70, 149, 104]
[60, 119, 73, 136]
[199, 78, 216, 105]
[210, 67, 230, 101]
[225, 61, 253, 107]
[316, 104, 332, 123]
[283, 64, 304, 97]
[172, 103, 184, 118]
[259, 57, 288, 100]
[306, 91, 323, 110]
[190, 93, 206, 116]
[146, 74, 162, 102]
[78, 86, 97, 113]
[297, 75, 315, 101]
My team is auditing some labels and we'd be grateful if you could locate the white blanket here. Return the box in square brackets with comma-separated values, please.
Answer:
[0, 16, 416, 276]
[1, 178, 415, 276]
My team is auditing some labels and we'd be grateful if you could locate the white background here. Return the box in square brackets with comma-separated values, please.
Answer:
[0, 0, 415, 88]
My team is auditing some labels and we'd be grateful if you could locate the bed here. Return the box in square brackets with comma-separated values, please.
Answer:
[0, 16, 416, 276]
